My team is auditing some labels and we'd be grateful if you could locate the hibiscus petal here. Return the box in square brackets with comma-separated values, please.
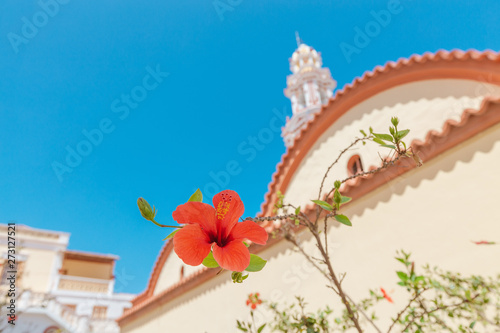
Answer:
[173, 224, 212, 266]
[212, 240, 250, 272]
[229, 221, 268, 245]
[172, 202, 217, 235]
[212, 190, 244, 238]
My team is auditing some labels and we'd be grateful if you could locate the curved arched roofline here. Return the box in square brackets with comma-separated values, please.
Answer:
[260, 49, 500, 216]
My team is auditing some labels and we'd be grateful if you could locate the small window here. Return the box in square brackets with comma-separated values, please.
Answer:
[347, 155, 364, 177]
[92, 306, 107, 319]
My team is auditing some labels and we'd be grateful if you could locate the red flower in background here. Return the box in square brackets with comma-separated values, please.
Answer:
[472, 240, 496, 245]
[381, 288, 393, 303]
[246, 293, 262, 309]
[172, 190, 268, 272]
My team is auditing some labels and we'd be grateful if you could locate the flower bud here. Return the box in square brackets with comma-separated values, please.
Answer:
[137, 198, 156, 221]
[391, 117, 399, 127]
[334, 180, 341, 189]
[334, 190, 342, 204]
[231, 271, 249, 283]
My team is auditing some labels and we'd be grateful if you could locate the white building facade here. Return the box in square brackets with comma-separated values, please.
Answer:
[0, 224, 134, 333]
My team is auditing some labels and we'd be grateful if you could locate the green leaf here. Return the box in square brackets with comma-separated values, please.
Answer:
[202, 252, 220, 268]
[397, 129, 410, 140]
[163, 229, 179, 240]
[360, 129, 367, 136]
[340, 196, 352, 205]
[469, 321, 476, 329]
[414, 276, 424, 283]
[380, 144, 396, 149]
[373, 133, 394, 142]
[295, 206, 301, 215]
[397, 271, 408, 281]
[334, 214, 352, 226]
[257, 324, 266, 333]
[311, 200, 333, 211]
[188, 188, 203, 202]
[396, 258, 410, 266]
[245, 254, 267, 272]
[372, 138, 386, 145]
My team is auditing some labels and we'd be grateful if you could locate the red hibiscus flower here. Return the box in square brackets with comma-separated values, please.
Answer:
[381, 288, 393, 303]
[246, 293, 262, 309]
[172, 190, 268, 272]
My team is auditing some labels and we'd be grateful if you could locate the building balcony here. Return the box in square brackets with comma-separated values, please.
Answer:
[16, 290, 120, 333]
[54, 274, 114, 295]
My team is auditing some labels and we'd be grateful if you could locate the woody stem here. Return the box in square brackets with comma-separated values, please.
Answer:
[151, 220, 182, 228]
[310, 228, 365, 333]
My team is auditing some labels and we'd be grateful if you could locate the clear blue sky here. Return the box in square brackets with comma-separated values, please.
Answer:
[1, 0, 499, 294]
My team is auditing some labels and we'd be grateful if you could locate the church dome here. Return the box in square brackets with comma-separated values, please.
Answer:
[290, 43, 323, 74]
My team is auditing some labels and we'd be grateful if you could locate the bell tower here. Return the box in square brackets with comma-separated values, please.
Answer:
[282, 34, 336, 147]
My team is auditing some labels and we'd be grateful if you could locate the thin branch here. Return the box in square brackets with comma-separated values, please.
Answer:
[324, 214, 329, 258]
[285, 232, 331, 284]
[317, 136, 370, 200]
[244, 213, 300, 223]
[326, 152, 407, 200]
[401, 296, 478, 332]
[417, 298, 454, 332]
[345, 293, 383, 333]
[387, 289, 427, 333]
[309, 227, 366, 333]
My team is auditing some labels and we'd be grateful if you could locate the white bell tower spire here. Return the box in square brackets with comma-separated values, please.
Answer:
[282, 35, 336, 147]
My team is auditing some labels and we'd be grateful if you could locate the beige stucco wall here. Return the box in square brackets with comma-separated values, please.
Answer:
[154, 251, 199, 296]
[285, 79, 500, 207]
[62, 259, 113, 280]
[19, 247, 58, 293]
[0, 225, 67, 294]
[121, 79, 500, 333]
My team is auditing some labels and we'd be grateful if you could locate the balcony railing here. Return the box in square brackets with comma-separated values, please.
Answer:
[16, 290, 120, 333]
[55, 274, 114, 294]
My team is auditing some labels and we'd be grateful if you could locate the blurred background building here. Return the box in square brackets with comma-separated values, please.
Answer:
[0, 224, 134, 333]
